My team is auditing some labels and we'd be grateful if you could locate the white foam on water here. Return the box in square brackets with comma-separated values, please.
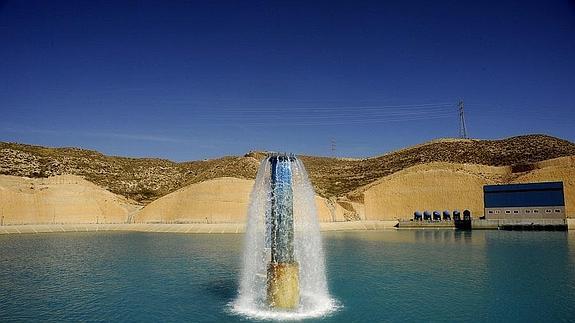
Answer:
[229, 292, 341, 321]
[231, 158, 340, 320]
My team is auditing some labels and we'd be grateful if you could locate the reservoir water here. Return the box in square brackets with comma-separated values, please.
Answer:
[1, 230, 574, 322]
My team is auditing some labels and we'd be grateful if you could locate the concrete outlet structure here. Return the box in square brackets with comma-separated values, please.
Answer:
[267, 262, 300, 309]
[266, 154, 300, 309]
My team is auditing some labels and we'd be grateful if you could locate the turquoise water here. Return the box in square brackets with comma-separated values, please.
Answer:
[0, 230, 574, 322]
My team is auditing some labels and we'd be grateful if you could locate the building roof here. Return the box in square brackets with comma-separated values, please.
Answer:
[484, 181, 563, 193]
[483, 182, 564, 208]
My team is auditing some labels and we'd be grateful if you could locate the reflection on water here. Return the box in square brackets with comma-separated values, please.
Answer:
[326, 229, 481, 245]
[413, 228, 475, 243]
[0, 230, 574, 322]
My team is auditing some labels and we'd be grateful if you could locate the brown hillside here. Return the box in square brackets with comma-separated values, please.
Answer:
[299, 134, 575, 197]
[0, 143, 259, 203]
[1, 134, 574, 202]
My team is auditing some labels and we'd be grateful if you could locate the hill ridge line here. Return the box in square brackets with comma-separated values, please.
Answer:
[2, 134, 574, 202]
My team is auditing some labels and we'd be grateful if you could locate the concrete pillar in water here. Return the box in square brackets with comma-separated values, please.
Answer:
[267, 154, 300, 309]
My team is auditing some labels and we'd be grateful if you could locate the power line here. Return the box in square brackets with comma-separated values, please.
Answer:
[214, 113, 455, 126]
[180, 101, 462, 126]
[192, 105, 456, 121]
[197, 110, 455, 122]
[192, 102, 455, 111]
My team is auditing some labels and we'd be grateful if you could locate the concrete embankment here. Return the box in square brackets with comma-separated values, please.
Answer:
[356, 156, 575, 221]
[398, 219, 570, 230]
[0, 174, 141, 225]
[0, 220, 398, 235]
[135, 177, 351, 223]
[1, 156, 573, 226]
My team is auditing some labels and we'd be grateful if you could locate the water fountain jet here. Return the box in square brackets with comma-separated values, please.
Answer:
[232, 153, 337, 319]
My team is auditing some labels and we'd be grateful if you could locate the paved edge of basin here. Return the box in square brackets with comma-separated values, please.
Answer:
[0, 221, 399, 235]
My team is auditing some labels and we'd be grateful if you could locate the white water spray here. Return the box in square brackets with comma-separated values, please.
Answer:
[231, 157, 339, 320]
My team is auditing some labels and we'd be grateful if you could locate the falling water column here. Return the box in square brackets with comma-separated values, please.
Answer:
[267, 154, 300, 309]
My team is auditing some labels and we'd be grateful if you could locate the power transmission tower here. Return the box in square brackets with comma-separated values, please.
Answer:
[458, 100, 468, 139]
[330, 138, 336, 157]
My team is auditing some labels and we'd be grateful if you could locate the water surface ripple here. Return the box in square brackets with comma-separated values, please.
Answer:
[0, 230, 574, 322]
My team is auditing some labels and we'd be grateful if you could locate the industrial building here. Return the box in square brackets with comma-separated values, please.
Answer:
[483, 182, 565, 220]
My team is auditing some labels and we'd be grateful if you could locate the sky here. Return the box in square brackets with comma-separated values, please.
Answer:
[1, 0, 574, 161]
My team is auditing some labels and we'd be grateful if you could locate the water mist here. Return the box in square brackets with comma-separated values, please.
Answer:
[231, 154, 338, 320]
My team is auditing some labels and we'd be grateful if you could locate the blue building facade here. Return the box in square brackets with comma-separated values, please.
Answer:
[483, 182, 565, 219]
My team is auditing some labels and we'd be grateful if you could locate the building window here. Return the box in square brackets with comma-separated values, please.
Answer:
[513, 210, 519, 214]
[495, 210, 501, 214]
[526, 210, 531, 213]
[505, 210, 511, 214]
[488, 210, 493, 214]
[533, 210, 539, 213]
[545, 209, 552, 213]
[555, 209, 561, 213]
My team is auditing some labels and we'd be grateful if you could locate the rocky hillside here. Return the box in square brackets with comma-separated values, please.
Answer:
[299, 134, 575, 197]
[1, 134, 574, 203]
[0, 143, 259, 203]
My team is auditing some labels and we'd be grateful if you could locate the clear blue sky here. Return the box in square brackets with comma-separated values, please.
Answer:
[1, 0, 574, 161]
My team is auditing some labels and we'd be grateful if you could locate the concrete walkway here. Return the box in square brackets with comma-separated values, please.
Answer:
[0, 221, 398, 235]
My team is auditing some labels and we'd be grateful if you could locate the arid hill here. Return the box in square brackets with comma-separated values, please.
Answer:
[298, 134, 575, 197]
[0, 143, 259, 203]
[1, 134, 574, 203]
